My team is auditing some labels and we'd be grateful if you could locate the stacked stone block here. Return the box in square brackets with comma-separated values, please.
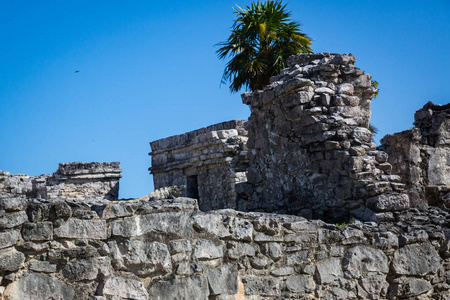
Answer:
[150, 120, 248, 211]
[0, 162, 122, 201]
[380, 101, 450, 209]
[242, 53, 409, 222]
[0, 196, 449, 299]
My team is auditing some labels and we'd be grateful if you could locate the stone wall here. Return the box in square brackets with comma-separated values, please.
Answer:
[0, 195, 449, 299]
[380, 102, 450, 209]
[150, 120, 248, 211]
[0, 162, 122, 201]
[241, 53, 408, 222]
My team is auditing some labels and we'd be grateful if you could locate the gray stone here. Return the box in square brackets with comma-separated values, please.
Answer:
[4, 273, 75, 300]
[169, 239, 192, 254]
[98, 277, 149, 300]
[0, 230, 20, 249]
[315, 258, 343, 284]
[392, 278, 432, 298]
[29, 261, 58, 273]
[110, 240, 172, 276]
[207, 264, 238, 295]
[111, 212, 191, 237]
[148, 276, 208, 300]
[366, 194, 410, 212]
[360, 275, 389, 298]
[0, 211, 28, 229]
[226, 242, 257, 259]
[270, 267, 293, 277]
[0, 247, 25, 271]
[192, 240, 223, 260]
[243, 276, 280, 296]
[92, 203, 136, 219]
[261, 242, 283, 260]
[321, 287, 350, 300]
[54, 218, 107, 239]
[342, 246, 388, 278]
[22, 222, 53, 241]
[0, 197, 28, 211]
[392, 244, 440, 275]
[193, 213, 230, 238]
[285, 275, 315, 293]
[62, 257, 110, 281]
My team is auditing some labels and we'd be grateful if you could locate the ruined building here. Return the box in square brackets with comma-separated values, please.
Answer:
[0, 162, 122, 201]
[1, 53, 450, 299]
[150, 53, 418, 223]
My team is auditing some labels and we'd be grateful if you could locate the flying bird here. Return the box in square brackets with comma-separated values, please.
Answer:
[74, 70, 79, 73]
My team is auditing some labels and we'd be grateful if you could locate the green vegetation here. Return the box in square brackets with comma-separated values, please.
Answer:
[335, 218, 355, 227]
[216, 0, 312, 93]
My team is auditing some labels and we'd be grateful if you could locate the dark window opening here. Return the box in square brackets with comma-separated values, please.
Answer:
[187, 175, 199, 201]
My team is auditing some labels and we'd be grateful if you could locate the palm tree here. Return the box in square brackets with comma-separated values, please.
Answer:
[217, 0, 312, 93]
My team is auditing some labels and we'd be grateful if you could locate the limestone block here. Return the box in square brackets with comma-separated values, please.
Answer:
[0, 211, 28, 229]
[148, 276, 208, 300]
[111, 212, 191, 237]
[315, 258, 343, 284]
[98, 277, 149, 300]
[110, 240, 172, 276]
[62, 257, 110, 281]
[0, 197, 28, 211]
[392, 244, 441, 275]
[243, 276, 280, 296]
[169, 239, 192, 254]
[206, 264, 238, 295]
[54, 218, 107, 240]
[22, 222, 53, 241]
[270, 267, 294, 277]
[4, 273, 75, 300]
[226, 242, 258, 259]
[0, 230, 21, 249]
[285, 275, 315, 293]
[342, 246, 388, 278]
[192, 240, 223, 260]
[391, 278, 432, 298]
[366, 193, 410, 212]
[0, 247, 25, 272]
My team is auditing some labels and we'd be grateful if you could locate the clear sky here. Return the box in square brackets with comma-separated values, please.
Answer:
[1, 0, 449, 199]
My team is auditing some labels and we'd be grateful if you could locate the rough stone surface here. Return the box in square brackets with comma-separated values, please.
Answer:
[380, 102, 450, 209]
[4, 273, 75, 300]
[0, 162, 121, 201]
[0, 196, 448, 299]
[150, 120, 248, 211]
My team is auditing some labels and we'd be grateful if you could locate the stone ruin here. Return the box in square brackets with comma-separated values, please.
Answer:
[0, 162, 122, 201]
[380, 102, 450, 210]
[0, 52, 450, 299]
[150, 120, 249, 211]
[151, 53, 419, 223]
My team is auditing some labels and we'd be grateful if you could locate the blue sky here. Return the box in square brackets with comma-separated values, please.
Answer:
[1, 0, 449, 198]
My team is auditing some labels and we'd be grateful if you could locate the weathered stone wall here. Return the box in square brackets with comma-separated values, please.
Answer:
[380, 102, 450, 209]
[150, 120, 248, 211]
[0, 162, 122, 201]
[242, 53, 408, 222]
[0, 196, 449, 299]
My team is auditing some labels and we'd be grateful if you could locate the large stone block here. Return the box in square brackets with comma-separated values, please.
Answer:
[54, 218, 107, 239]
[110, 240, 172, 276]
[392, 244, 441, 276]
[342, 245, 388, 278]
[206, 264, 238, 295]
[0, 230, 21, 249]
[98, 277, 149, 300]
[4, 273, 75, 300]
[111, 212, 191, 237]
[0, 211, 28, 229]
[148, 276, 208, 300]
[0, 247, 25, 272]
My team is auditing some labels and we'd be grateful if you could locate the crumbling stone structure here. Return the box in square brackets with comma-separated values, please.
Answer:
[240, 53, 409, 222]
[380, 102, 450, 209]
[150, 120, 248, 211]
[0, 162, 122, 201]
[150, 53, 411, 223]
[1, 196, 449, 299]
